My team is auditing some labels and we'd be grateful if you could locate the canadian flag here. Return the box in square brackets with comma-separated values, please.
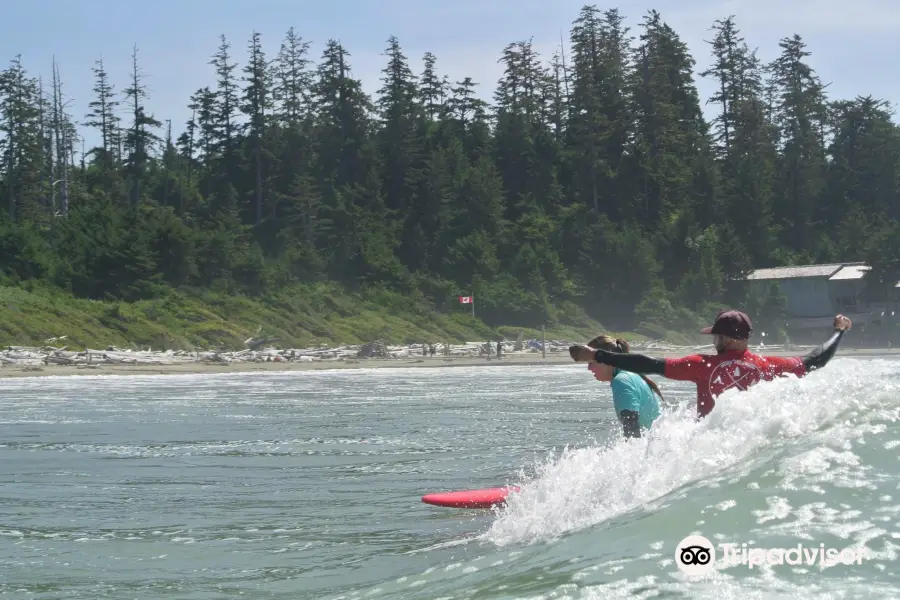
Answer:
[459, 296, 473, 304]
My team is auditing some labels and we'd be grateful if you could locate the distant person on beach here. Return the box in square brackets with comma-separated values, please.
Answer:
[585, 335, 662, 438]
[569, 310, 851, 419]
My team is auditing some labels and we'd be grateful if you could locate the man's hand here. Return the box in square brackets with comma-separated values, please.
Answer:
[834, 314, 852, 331]
[568, 345, 597, 363]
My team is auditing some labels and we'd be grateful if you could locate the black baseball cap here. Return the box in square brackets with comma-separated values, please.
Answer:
[701, 310, 753, 340]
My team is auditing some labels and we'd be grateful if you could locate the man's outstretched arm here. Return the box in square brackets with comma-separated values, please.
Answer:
[569, 345, 704, 382]
[570, 346, 666, 375]
[802, 315, 851, 371]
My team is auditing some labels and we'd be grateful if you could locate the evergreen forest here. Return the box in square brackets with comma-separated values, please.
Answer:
[2, 6, 899, 347]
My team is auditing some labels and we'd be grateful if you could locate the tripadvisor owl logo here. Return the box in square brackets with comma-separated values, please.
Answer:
[675, 535, 716, 575]
[674, 534, 866, 574]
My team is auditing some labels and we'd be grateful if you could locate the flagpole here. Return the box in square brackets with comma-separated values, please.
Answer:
[472, 294, 475, 318]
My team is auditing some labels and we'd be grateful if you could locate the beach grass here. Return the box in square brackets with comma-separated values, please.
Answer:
[0, 282, 635, 351]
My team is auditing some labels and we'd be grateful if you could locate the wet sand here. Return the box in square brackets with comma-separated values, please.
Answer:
[1, 347, 896, 379]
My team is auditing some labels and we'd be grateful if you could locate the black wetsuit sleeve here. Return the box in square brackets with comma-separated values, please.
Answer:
[619, 410, 641, 438]
[801, 329, 845, 371]
[592, 348, 666, 375]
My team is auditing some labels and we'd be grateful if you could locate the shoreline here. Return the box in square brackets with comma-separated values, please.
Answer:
[1, 347, 898, 379]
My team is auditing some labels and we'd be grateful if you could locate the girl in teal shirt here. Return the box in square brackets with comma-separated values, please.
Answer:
[583, 335, 662, 438]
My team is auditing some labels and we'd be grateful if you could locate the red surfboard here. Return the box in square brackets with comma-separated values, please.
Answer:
[421, 486, 520, 509]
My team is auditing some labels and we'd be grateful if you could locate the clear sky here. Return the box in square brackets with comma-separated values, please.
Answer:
[2, 0, 898, 151]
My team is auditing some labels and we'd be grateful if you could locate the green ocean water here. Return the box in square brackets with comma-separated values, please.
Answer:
[1, 358, 898, 599]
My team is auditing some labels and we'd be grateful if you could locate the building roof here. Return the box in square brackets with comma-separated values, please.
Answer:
[828, 264, 871, 280]
[745, 262, 900, 288]
[745, 263, 854, 281]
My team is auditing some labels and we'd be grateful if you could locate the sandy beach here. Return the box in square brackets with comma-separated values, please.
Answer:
[1, 346, 897, 379]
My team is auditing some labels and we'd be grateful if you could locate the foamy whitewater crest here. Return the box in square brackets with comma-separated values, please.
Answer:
[567, 575, 900, 600]
[484, 359, 900, 547]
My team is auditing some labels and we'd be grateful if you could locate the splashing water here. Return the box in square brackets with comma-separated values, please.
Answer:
[484, 358, 899, 548]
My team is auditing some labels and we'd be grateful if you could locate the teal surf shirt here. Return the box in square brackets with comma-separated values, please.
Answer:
[610, 368, 661, 430]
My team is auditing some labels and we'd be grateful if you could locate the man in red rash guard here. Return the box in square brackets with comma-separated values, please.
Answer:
[569, 310, 852, 418]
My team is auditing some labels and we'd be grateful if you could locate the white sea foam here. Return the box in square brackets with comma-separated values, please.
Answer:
[484, 359, 900, 547]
